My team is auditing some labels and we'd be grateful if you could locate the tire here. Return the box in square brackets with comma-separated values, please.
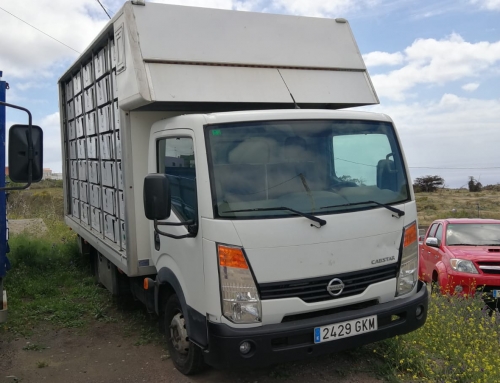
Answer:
[163, 294, 206, 375]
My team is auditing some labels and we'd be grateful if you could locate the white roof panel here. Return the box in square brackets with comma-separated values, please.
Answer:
[133, 3, 366, 70]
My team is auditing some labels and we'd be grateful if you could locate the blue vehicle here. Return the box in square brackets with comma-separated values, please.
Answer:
[0, 71, 44, 322]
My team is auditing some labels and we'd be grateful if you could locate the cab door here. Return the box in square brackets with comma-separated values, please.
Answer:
[429, 223, 444, 269]
[424, 223, 444, 280]
[420, 223, 438, 282]
[150, 130, 206, 319]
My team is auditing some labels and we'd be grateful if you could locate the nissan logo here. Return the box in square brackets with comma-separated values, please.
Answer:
[326, 278, 345, 297]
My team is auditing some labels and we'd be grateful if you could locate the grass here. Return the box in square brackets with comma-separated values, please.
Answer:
[7, 187, 64, 221]
[1, 228, 113, 336]
[22, 343, 46, 352]
[36, 361, 49, 368]
[416, 189, 500, 227]
[3, 183, 163, 347]
[2, 182, 115, 337]
[372, 293, 500, 382]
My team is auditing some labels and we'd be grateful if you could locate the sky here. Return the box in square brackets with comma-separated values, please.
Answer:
[0, 0, 499, 188]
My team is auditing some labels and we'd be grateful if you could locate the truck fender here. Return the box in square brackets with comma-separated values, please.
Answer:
[156, 267, 208, 348]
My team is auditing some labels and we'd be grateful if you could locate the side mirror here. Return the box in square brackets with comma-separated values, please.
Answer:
[425, 237, 440, 248]
[8, 124, 43, 183]
[143, 174, 171, 220]
[376, 156, 398, 192]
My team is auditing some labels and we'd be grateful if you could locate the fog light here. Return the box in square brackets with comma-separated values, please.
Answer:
[455, 285, 463, 293]
[239, 341, 252, 355]
[416, 305, 423, 318]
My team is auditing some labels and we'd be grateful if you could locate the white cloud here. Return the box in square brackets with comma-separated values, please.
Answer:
[462, 82, 480, 91]
[0, 1, 109, 80]
[368, 33, 500, 100]
[267, 0, 378, 17]
[361, 94, 500, 186]
[39, 112, 63, 171]
[151, 0, 378, 15]
[152, 0, 234, 8]
[363, 51, 404, 67]
[470, 0, 500, 11]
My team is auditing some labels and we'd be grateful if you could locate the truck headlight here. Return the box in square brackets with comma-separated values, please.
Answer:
[397, 221, 418, 296]
[450, 259, 478, 274]
[218, 244, 261, 324]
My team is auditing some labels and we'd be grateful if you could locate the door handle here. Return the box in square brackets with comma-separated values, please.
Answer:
[154, 232, 160, 251]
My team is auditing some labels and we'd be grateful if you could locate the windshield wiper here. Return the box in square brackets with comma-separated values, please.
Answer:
[320, 200, 404, 218]
[222, 207, 327, 228]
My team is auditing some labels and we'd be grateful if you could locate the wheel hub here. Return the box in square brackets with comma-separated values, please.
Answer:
[170, 313, 189, 355]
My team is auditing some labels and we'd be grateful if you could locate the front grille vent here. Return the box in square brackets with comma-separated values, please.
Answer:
[259, 264, 398, 303]
[478, 262, 500, 275]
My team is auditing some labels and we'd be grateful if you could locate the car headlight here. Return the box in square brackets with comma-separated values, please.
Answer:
[396, 221, 418, 296]
[218, 244, 261, 324]
[450, 259, 478, 274]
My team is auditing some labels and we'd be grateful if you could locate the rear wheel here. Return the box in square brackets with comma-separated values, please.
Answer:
[163, 294, 206, 375]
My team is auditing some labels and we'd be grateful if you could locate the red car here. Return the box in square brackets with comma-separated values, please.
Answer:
[419, 218, 500, 299]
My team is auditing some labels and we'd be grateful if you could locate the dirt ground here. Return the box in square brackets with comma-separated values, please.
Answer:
[8, 219, 48, 237]
[0, 320, 384, 383]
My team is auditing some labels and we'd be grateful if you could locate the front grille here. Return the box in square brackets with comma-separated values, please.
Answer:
[478, 262, 500, 275]
[281, 299, 378, 322]
[259, 264, 398, 303]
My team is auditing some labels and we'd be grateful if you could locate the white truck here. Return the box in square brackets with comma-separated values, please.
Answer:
[58, 1, 427, 374]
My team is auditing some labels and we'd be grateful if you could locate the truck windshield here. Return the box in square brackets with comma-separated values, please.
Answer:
[205, 119, 410, 219]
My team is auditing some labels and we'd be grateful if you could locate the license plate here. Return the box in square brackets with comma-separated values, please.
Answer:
[314, 315, 377, 344]
[493, 290, 500, 298]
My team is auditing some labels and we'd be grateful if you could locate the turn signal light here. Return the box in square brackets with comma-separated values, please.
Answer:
[218, 245, 249, 269]
[404, 222, 417, 247]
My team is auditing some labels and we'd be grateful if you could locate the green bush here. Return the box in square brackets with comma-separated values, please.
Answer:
[2, 231, 111, 336]
[8, 189, 64, 220]
[8, 233, 79, 271]
[374, 292, 500, 382]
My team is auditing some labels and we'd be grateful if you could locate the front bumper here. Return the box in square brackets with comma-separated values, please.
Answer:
[440, 272, 500, 297]
[204, 281, 428, 369]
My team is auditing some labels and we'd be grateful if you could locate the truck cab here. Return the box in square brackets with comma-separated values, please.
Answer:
[143, 109, 427, 371]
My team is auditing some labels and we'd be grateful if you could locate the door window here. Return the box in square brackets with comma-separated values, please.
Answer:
[157, 137, 197, 222]
[427, 223, 438, 239]
[434, 224, 443, 242]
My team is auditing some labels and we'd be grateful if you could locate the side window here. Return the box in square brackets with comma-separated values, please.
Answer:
[427, 223, 438, 239]
[157, 137, 197, 221]
[434, 224, 443, 242]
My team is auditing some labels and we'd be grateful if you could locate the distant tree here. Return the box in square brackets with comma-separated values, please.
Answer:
[413, 175, 444, 193]
[468, 176, 482, 192]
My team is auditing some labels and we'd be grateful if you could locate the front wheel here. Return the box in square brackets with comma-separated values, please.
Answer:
[163, 294, 206, 375]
